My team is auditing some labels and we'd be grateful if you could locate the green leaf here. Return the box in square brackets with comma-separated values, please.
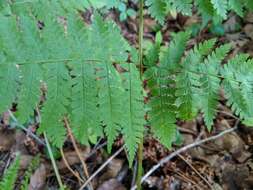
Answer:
[170, 0, 193, 16]
[0, 154, 20, 190]
[211, 0, 228, 18]
[146, 0, 168, 24]
[122, 64, 145, 165]
[199, 44, 231, 130]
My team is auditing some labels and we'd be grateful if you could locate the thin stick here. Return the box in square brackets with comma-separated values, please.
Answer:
[131, 126, 238, 190]
[44, 132, 64, 190]
[7, 110, 45, 146]
[177, 154, 213, 189]
[136, 0, 144, 189]
[63, 117, 93, 190]
[78, 146, 124, 190]
[60, 148, 84, 184]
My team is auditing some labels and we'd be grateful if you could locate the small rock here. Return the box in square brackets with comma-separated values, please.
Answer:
[244, 24, 253, 39]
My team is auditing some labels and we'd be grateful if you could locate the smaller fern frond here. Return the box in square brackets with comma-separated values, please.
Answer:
[170, 0, 193, 16]
[160, 31, 191, 71]
[146, 0, 168, 24]
[229, 0, 244, 17]
[0, 154, 20, 190]
[121, 63, 145, 165]
[210, 0, 228, 19]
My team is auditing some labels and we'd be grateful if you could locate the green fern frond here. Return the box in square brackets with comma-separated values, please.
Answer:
[229, 0, 244, 17]
[146, 0, 168, 24]
[221, 54, 253, 120]
[210, 0, 228, 19]
[175, 39, 218, 120]
[121, 63, 145, 165]
[175, 51, 201, 120]
[199, 44, 231, 130]
[90, 15, 130, 151]
[0, 155, 20, 190]
[160, 31, 191, 71]
[71, 61, 100, 145]
[37, 19, 71, 147]
[97, 63, 124, 152]
[145, 31, 190, 147]
[0, 16, 21, 113]
[67, 16, 101, 145]
[170, 0, 193, 16]
[17, 16, 43, 123]
[39, 62, 70, 147]
[195, 0, 214, 17]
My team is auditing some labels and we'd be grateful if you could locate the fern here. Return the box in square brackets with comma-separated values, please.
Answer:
[229, 0, 244, 17]
[145, 31, 190, 147]
[0, 16, 20, 113]
[0, 155, 20, 190]
[170, 0, 193, 16]
[199, 44, 231, 130]
[2, 0, 253, 169]
[146, 0, 168, 24]
[146, 0, 252, 24]
[17, 15, 43, 123]
[210, 0, 228, 19]
[221, 54, 253, 121]
[121, 63, 145, 165]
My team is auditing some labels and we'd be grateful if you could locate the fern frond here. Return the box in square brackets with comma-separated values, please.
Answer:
[160, 31, 191, 71]
[38, 19, 71, 147]
[67, 16, 102, 145]
[199, 44, 231, 130]
[175, 39, 217, 120]
[146, 0, 168, 24]
[229, 0, 244, 17]
[97, 63, 124, 152]
[175, 51, 201, 120]
[170, 0, 193, 16]
[210, 0, 228, 19]
[90, 15, 130, 151]
[195, 0, 214, 17]
[221, 54, 253, 120]
[146, 31, 190, 147]
[0, 16, 21, 113]
[71, 62, 100, 145]
[0, 155, 20, 190]
[121, 63, 145, 165]
[17, 16, 43, 123]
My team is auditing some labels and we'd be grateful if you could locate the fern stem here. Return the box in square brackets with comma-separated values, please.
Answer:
[136, 0, 144, 189]
[44, 132, 65, 190]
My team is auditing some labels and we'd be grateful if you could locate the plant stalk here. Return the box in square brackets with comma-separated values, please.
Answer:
[136, 0, 144, 190]
[44, 132, 65, 190]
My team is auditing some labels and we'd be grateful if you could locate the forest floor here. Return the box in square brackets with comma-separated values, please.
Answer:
[2, 5, 253, 190]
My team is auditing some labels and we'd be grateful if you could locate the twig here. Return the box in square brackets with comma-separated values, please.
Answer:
[44, 132, 65, 190]
[177, 154, 213, 189]
[7, 110, 45, 146]
[60, 148, 84, 184]
[78, 146, 124, 190]
[63, 117, 93, 190]
[87, 141, 107, 158]
[131, 126, 238, 190]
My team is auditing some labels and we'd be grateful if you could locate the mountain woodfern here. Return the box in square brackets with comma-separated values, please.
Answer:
[1, 0, 253, 168]
[146, 0, 253, 24]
